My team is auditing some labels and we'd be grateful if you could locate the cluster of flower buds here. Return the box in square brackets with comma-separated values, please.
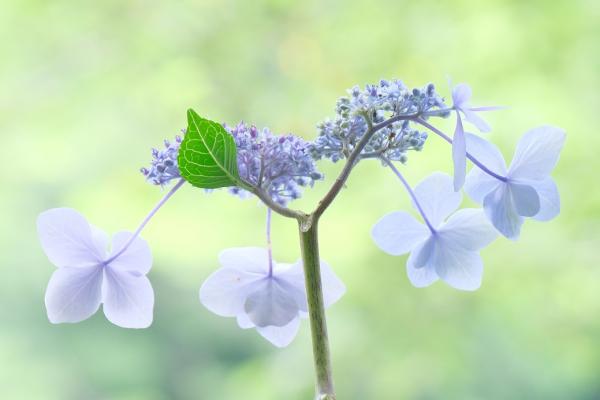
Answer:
[140, 134, 183, 185]
[311, 80, 447, 163]
[225, 122, 323, 206]
[142, 124, 322, 206]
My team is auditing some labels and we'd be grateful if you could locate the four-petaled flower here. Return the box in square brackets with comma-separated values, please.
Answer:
[464, 126, 566, 240]
[38, 208, 154, 328]
[199, 247, 345, 347]
[372, 173, 497, 291]
[451, 83, 501, 190]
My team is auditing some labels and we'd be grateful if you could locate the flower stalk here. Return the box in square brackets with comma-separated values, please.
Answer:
[298, 216, 335, 400]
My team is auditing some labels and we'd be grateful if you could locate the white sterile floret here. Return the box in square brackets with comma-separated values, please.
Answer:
[199, 247, 345, 347]
[372, 173, 497, 291]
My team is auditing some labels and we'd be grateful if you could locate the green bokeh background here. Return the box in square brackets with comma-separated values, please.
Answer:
[2, 0, 599, 399]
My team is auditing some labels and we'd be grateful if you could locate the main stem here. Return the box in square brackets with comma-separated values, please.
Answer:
[298, 216, 335, 400]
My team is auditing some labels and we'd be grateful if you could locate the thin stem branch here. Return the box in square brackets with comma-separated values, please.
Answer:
[105, 178, 186, 264]
[380, 157, 436, 233]
[313, 112, 417, 219]
[266, 208, 273, 277]
[412, 117, 508, 182]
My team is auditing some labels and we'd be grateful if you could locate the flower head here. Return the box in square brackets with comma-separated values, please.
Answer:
[199, 247, 345, 347]
[37, 208, 154, 328]
[312, 80, 445, 163]
[143, 124, 321, 206]
[226, 123, 323, 206]
[464, 126, 566, 239]
[372, 173, 497, 291]
[450, 83, 502, 190]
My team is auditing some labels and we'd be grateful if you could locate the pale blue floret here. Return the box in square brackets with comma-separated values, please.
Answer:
[199, 247, 345, 347]
[464, 126, 566, 240]
[312, 80, 446, 164]
[450, 83, 502, 191]
[37, 208, 155, 328]
[371, 173, 497, 291]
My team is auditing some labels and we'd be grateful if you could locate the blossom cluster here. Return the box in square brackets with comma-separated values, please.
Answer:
[225, 122, 322, 206]
[311, 80, 446, 163]
[142, 124, 322, 206]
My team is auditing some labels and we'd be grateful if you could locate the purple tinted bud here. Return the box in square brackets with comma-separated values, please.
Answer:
[226, 123, 323, 206]
[142, 133, 183, 186]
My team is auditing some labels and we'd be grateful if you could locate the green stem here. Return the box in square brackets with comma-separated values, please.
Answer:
[298, 216, 335, 400]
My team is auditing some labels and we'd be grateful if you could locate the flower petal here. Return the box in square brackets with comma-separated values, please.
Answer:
[272, 262, 308, 313]
[199, 267, 265, 317]
[45, 266, 103, 323]
[464, 167, 502, 205]
[414, 172, 463, 227]
[464, 134, 506, 204]
[452, 116, 467, 191]
[483, 185, 523, 240]
[244, 279, 300, 327]
[256, 317, 301, 348]
[508, 126, 566, 180]
[433, 245, 483, 291]
[371, 211, 429, 256]
[218, 247, 270, 274]
[277, 260, 345, 310]
[439, 209, 498, 251]
[90, 225, 110, 255]
[102, 267, 154, 328]
[510, 183, 540, 217]
[37, 208, 106, 268]
[236, 313, 254, 329]
[465, 133, 508, 175]
[529, 178, 560, 221]
[462, 108, 491, 132]
[452, 83, 472, 108]
[107, 232, 152, 274]
[406, 239, 438, 287]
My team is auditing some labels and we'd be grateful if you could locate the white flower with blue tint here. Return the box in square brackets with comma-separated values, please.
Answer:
[372, 172, 497, 291]
[464, 126, 566, 240]
[451, 83, 501, 190]
[38, 208, 154, 328]
[199, 247, 345, 347]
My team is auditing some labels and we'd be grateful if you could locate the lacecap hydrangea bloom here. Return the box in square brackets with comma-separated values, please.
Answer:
[37, 75, 565, 400]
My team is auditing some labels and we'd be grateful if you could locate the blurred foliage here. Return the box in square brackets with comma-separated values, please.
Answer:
[1, 0, 599, 399]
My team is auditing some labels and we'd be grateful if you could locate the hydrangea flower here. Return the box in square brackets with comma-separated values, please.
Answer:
[199, 247, 345, 347]
[372, 173, 497, 291]
[464, 126, 566, 239]
[451, 83, 501, 190]
[37, 208, 154, 328]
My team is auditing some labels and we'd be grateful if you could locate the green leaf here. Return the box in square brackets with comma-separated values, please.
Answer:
[177, 109, 241, 189]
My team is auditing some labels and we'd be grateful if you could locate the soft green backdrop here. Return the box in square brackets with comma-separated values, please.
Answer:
[2, 0, 599, 399]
